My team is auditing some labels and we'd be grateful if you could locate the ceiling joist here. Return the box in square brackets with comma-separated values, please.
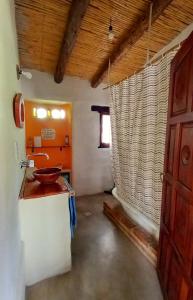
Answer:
[54, 0, 90, 84]
[91, 0, 173, 88]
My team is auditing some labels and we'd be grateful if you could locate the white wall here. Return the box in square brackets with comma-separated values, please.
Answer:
[21, 72, 113, 196]
[0, 1, 25, 299]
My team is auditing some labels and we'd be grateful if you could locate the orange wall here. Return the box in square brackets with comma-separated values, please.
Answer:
[25, 101, 72, 169]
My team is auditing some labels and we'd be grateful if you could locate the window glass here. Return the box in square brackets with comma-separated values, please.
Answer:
[91, 105, 111, 148]
[101, 114, 111, 146]
[33, 107, 66, 119]
[36, 108, 47, 119]
[51, 109, 65, 119]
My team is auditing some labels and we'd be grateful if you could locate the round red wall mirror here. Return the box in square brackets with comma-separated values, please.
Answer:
[13, 93, 25, 128]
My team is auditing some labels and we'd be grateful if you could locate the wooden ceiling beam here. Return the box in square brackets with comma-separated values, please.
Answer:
[91, 0, 173, 88]
[54, 0, 90, 83]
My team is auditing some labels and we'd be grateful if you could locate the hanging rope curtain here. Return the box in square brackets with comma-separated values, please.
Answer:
[146, 1, 153, 65]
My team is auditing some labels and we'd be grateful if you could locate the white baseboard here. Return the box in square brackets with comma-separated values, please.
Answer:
[112, 187, 159, 240]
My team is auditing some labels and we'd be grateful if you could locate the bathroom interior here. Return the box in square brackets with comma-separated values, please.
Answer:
[2, 0, 193, 300]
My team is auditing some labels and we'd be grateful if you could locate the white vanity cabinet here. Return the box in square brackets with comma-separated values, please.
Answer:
[19, 192, 71, 286]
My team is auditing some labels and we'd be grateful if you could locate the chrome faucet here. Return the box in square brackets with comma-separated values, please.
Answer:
[27, 153, 49, 160]
[20, 153, 49, 168]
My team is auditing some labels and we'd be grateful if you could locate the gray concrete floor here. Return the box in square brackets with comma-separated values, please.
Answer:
[26, 193, 163, 300]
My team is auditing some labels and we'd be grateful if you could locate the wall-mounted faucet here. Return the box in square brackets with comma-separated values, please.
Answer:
[20, 153, 49, 168]
[27, 153, 49, 160]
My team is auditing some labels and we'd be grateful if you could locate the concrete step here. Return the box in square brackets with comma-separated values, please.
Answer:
[103, 198, 158, 266]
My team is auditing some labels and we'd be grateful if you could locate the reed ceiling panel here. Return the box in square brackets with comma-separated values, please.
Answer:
[15, 0, 193, 85]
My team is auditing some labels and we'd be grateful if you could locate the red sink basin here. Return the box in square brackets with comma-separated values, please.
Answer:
[33, 168, 61, 184]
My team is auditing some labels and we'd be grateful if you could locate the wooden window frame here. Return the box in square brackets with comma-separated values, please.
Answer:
[91, 105, 110, 148]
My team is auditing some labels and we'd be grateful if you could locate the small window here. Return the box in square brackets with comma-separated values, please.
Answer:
[33, 107, 66, 120]
[51, 109, 66, 119]
[34, 107, 47, 119]
[91, 105, 111, 148]
[101, 114, 111, 147]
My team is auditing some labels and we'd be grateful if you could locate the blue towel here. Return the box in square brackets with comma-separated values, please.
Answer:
[63, 177, 77, 238]
[69, 194, 77, 238]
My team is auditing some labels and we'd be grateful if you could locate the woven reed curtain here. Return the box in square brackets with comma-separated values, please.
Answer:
[110, 51, 176, 226]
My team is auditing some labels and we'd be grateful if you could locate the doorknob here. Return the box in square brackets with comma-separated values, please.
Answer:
[160, 172, 165, 183]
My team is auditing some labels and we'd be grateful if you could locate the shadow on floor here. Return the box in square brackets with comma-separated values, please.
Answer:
[27, 193, 163, 300]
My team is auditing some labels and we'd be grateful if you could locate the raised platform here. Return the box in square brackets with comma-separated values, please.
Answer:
[103, 198, 158, 266]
